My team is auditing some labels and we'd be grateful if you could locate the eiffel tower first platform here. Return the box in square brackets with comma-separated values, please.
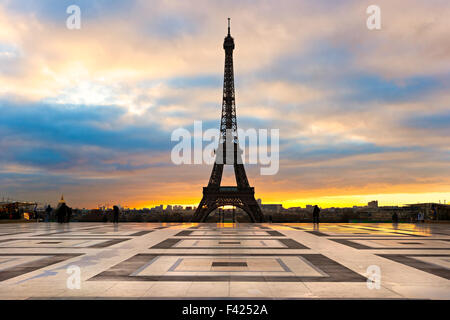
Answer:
[191, 19, 265, 223]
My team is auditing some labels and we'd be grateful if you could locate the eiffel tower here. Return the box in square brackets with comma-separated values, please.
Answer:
[191, 19, 265, 223]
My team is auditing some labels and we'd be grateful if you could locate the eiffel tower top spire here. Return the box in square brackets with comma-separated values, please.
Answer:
[223, 18, 235, 50]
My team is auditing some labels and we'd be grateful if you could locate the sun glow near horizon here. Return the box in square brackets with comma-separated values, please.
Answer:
[119, 191, 449, 210]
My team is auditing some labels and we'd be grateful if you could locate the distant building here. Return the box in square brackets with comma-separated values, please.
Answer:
[150, 205, 163, 213]
[368, 200, 378, 208]
[57, 194, 66, 208]
[261, 204, 283, 214]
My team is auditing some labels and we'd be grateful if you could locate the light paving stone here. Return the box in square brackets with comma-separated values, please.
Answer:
[266, 282, 314, 298]
[229, 282, 274, 297]
[143, 282, 193, 297]
[102, 282, 156, 297]
[185, 282, 230, 297]
[303, 282, 404, 299]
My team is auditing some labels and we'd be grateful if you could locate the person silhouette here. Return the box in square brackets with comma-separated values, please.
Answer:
[55, 203, 69, 223]
[66, 206, 72, 223]
[113, 205, 120, 224]
[312, 205, 320, 224]
[392, 212, 399, 223]
[45, 205, 52, 222]
[431, 204, 438, 221]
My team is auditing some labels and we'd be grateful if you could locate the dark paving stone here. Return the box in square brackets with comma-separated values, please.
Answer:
[88, 238, 132, 248]
[0, 253, 82, 282]
[398, 242, 423, 245]
[279, 238, 309, 249]
[288, 226, 305, 230]
[37, 241, 62, 244]
[218, 241, 241, 244]
[267, 230, 284, 236]
[129, 231, 153, 236]
[377, 254, 450, 280]
[174, 230, 193, 236]
[331, 238, 450, 250]
[212, 262, 247, 267]
[151, 238, 182, 249]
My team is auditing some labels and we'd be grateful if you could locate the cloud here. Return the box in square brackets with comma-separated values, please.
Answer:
[404, 110, 450, 131]
[0, 0, 449, 207]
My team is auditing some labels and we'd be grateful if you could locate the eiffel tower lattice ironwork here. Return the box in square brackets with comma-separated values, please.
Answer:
[191, 19, 264, 223]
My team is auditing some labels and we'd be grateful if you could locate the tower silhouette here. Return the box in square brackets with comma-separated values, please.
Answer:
[191, 19, 264, 223]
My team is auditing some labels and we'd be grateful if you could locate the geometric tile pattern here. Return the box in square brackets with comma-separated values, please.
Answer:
[89, 253, 365, 282]
[0, 222, 448, 299]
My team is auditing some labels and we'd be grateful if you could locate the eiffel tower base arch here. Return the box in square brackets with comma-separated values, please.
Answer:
[192, 186, 264, 222]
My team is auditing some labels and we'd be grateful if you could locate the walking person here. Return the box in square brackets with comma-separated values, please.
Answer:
[431, 204, 438, 221]
[66, 207, 72, 223]
[312, 205, 320, 224]
[113, 205, 120, 224]
[392, 212, 399, 223]
[55, 203, 68, 223]
[33, 206, 38, 222]
[45, 205, 52, 222]
[55, 195, 71, 223]
[55, 203, 72, 224]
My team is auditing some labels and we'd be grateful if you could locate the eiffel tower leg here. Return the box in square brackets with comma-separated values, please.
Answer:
[208, 163, 224, 187]
[192, 198, 218, 222]
[241, 205, 256, 222]
[234, 164, 250, 188]
[241, 201, 264, 223]
[247, 201, 264, 223]
[192, 198, 206, 222]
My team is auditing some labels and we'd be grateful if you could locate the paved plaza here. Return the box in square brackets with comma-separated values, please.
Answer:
[0, 222, 448, 299]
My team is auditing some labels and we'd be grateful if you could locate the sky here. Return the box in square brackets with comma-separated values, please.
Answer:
[0, 0, 449, 209]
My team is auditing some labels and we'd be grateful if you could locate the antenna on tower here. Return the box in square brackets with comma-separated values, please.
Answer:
[228, 17, 231, 35]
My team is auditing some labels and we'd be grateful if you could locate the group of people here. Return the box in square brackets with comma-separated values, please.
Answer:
[54, 203, 72, 223]
[392, 212, 399, 223]
[42, 203, 119, 223]
[394, 207, 439, 223]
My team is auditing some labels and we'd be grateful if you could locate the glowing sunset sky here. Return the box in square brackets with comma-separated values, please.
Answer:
[0, 0, 449, 209]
